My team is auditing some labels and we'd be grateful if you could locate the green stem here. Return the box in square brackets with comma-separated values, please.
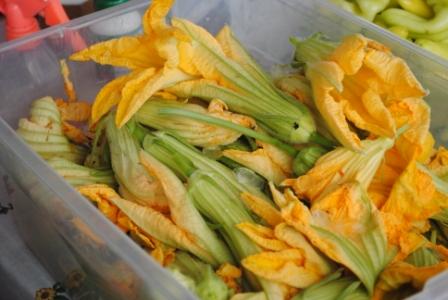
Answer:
[309, 132, 338, 148]
[158, 108, 298, 156]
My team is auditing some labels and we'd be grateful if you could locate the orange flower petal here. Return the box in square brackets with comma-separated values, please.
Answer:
[306, 61, 361, 150]
[363, 49, 427, 102]
[70, 36, 164, 69]
[240, 192, 283, 227]
[236, 222, 289, 251]
[242, 249, 321, 288]
[216, 263, 242, 293]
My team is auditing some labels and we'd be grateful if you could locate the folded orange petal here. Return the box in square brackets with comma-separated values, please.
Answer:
[329, 34, 370, 75]
[116, 67, 193, 127]
[363, 48, 427, 102]
[90, 71, 141, 125]
[242, 249, 322, 288]
[223, 148, 289, 185]
[70, 36, 164, 69]
[60, 59, 77, 102]
[274, 223, 334, 277]
[240, 192, 283, 227]
[306, 34, 427, 151]
[388, 98, 431, 163]
[142, 0, 173, 35]
[306, 61, 361, 150]
[216, 263, 242, 293]
[368, 159, 401, 208]
[150, 242, 176, 266]
[380, 160, 441, 259]
[381, 161, 437, 223]
[62, 121, 89, 145]
[56, 99, 91, 123]
[236, 222, 289, 251]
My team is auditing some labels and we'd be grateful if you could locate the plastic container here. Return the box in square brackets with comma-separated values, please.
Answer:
[0, 0, 447, 299]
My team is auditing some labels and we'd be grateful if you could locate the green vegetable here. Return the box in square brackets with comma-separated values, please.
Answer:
[426, 0, 448, 13]
[170, 268, 197, 294]
[139, 151, 233, 266]
[356, 0, 391, 21]
[47, 157, 116, 186]
[292, 146, 328, 176]
[168, 251, 230, 300]
[136, 98, 251, 148]
[381, 7, 448, 34]
[389, 25, 409, 38]
[415, 39, 448, 59]
[168, 19, 317, 145]
[105, 114, 167, 207]
[157, 107, 297, 155]
[292, 270, 369, 300]
[17, 96, 87, 164]
[411, 28, 448, 41]
[397, 0, 434, 18]
[142, 132, 271, 204]
[187, 170, 284, 298]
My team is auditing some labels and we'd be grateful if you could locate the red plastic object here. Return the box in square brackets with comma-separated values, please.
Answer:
[0, 0, 69, 41]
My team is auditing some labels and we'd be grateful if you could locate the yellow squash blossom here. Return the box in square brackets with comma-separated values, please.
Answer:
[135, 98, 257, 148]
[281, 182, 393, 295]
[70, 0, 195, 127]
[139, 150, 233, 266]
[282, 136, 394, 203]
[78, 184, 158, 251]
[77, 184, 226, 266]
[301, 34, 426, 150]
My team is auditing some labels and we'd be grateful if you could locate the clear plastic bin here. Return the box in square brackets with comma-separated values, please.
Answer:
[0, 0, 447, 299]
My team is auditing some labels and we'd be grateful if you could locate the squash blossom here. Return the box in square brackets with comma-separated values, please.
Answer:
[293, 34, 427, 151]
[281, 182, 395, 295]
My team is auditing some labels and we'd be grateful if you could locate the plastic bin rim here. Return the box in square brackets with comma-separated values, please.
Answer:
[1, 0, 448, 298]
[0, 0, 447, 68]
